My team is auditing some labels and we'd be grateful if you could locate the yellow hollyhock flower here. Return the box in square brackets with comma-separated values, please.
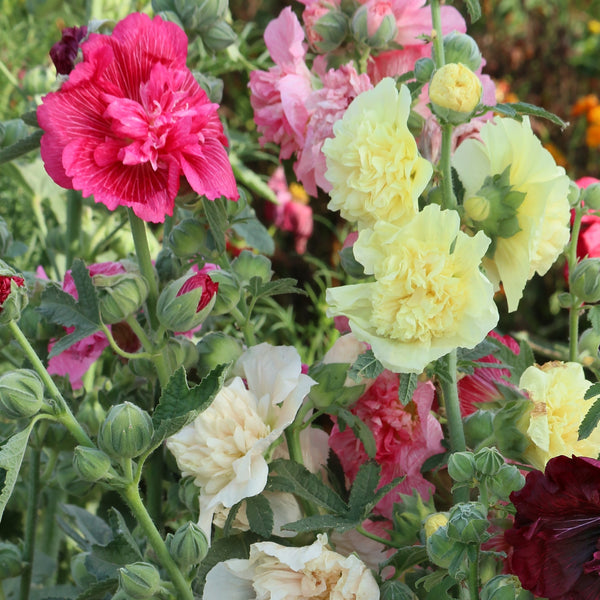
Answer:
[519, 361, 600, 470]
[452, 116, 570, 311]
[326, 205, 499, 373]
[322, 77, 433, 229]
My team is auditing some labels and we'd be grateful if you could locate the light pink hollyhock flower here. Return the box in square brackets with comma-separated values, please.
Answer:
[248, 7, 312, 160]
[47, 262, 125, 390]
[300, 0, 340, 50]
[329, 370, 443, 519]
[266, 167, 314, 253]
[295, 58, 373, 196]
[457, 331, 521, 416]
[38, 13, 238, 224]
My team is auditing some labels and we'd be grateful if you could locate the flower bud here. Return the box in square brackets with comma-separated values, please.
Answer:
[155, 247, 185, 283]
[157, 272, 218, 332]
[473, 446, 504, 477]
[414, 58, 435, 83]
[493, 399, 532, 461]
[55, 456, 94, 496]
[167, 521, 209, 568]
[196, 332, 243, 377]
[231, 250, 272, 286]
[578, 327, 600, 359]
[201, 20, 237, 52]
[489, 464, 525, 500]
[118, 562, 161, 599]
[50, 25, 88, 75]
[95, 270, 149, 325]
[208, 270, 241, 316]
[443, 32, 482, 72]
[164, 335, 199, 372]
[447, 451, 476, 483]
[447, 502, 489, 544]
[0, 369, 44, 420]
[168, 218, 207, 258]
[178, 477, 200, 516]
[193, 72, 224, 104]
[464, 195, 491, 222]
[480, 575, 530, 600]
[582, 182, 600, 210]
[429, 63, 482, 124]
[570, 258, 600, 303]
[98, 402, 154, 460]
[423, 512, 449, 539]
[463, 410, 495, 448]
[0, 261, 27, 324]
[567, 179, 582, 207]
[76, 397, 107, 437]
[351, 3, 397, 49]
[426, 522, 464, 569]
[0, 542, 23, 579]
[312, 10, 348, 52]
[73, 446, 112, 482]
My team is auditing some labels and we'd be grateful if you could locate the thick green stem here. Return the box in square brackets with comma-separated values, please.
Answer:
[430, 0, 446, 68]
[65, 190, 82, 269]
[128, 209, 159, 330]
[19, 448, 41, 600]
[441, 123, 456, 210]
[122, 484, 193, 600]
[8, 321, 93, 447]
[568, 205, 585, 362]
[468, 548, 480, 600]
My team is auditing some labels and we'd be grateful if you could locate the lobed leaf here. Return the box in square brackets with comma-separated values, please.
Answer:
[245, 495, 274, 538]
[579, 397, 600, 440]
[348, 350, 385, 382]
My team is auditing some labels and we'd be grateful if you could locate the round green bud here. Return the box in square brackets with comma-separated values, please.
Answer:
[55, 456, 94, 496]
[193, 72, 224, 104]
[167, 521, 209, 568]
[473, 446, 504, 477]
[0, 369, 44, 420]
[73, 446, 112, 482]
[21, 65, 55, 96]
[168, 218, 207, 258]
[201, 20, 237, 51]
[447, 502, 489, 544]
[95, 271, 149, 325]
[489, 464, 525, 501]
[570, 258, 600, 303]
[76, 397, 106, 437]
[0, 542, 23, 579]
[582, 182, 600, 210]
[463, 410, 495, 448]
[351, 4, 397, 49]
[578, 327, 600, 359]
[443, 32, 482, 72]
[155, 247, 184, 284]
[425, 523, 463, 569]
[480, 575, 530, 600]
[414, 57, 435, 83]
[196, 332, 242, 377]
[118, 562, 161, 599]
[447, 451, 476, 483]
[164, 335, 199, 372]
[312, 10, 348, 52]
[568, 180, 582, 207]
[98, 402, 154, 460]
[557, 291, 574, 309]
[208, 270, 241, 316]
[231, 250, 272, 285]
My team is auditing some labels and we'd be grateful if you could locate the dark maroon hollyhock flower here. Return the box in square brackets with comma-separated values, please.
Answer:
[50, 26, 88, 75]
[176, 272, 218, 312]
[505, 455, 600, 600]
[0, 275, 24, 312]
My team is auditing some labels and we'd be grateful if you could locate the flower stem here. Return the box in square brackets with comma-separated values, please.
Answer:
[468, 547, 480, 600]
[122, 483, 193, 600]
[100, 323, 153, 361]
[430, 0, 446, 68]
[568, 204, 585, 362]
[7, 320, 93, 447]
[441, 123, 456, 210]
[65, 190, 82, 270]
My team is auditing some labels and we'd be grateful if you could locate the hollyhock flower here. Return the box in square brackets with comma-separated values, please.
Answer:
[38, 13, 238, 223]
[0, 275, 25, 312]
[166, 343, 315, 537]
[329, 370, 444, 519]
[457, 331, 520, 416]
[248, 7, 312, 160]
[299, 0, 342, 50]
[47, 262, 126, 390]
[323, 78, 433, 229]
[295, 58, 372, 196]
[0, 265, 27, 324]
[203, 534, 380, 600]
[266, 167, 314, 253]
[327, 205, 499, 373]
[573, 177, 600, 264]
[518, 361, 600, 470]
[49, 26, 88, 75]
[453, 116, 571, 311]
[505, 455, 600, 600]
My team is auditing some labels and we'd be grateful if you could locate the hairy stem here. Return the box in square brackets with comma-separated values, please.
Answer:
[568, 204, 585, 362]
[65, 190, 82, 269]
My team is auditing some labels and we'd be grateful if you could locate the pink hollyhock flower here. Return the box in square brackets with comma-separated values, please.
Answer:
[575, 177, 600, 260]
[505, 455, 600, 600]
[248, 8, 312, 160]
[300, 0, 338, 50]
[266, 167, 314, 253]
[329, 370, 444, 519]
[457, 331, 520, 416]
[0, 275, 24, 312]
[49, 26, 88, 75]
[47, 262, 126, 390]
[38, 13, 238, 224]
[295, 58, 372, 196]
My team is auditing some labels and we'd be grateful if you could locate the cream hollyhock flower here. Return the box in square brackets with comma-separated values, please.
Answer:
[166, 343, 315, 536]
[326, 204, 499, 373]
[322, 77, 433, 229]
[202, 534, 380, 600]
[519, 361, 600, 470]
[452, 116, 570, 311]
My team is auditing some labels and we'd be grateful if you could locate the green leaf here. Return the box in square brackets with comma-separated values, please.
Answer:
[0, 419, 37, 523]
[308, 362, 365, 410]
[381, 580, 418, 600]
[514, 340, 535, 380]
[348, 350, 385, 382]
[0, 128, 43, 164]
[335, 408, 377, 458]
[463, 0, 481, 22]
[202, 197, 229, 254]
[75, 579, 118, 600]
[348, 461, 381, 516]
[247, 276, 306, 301]
[282, 513, 359, 533]
[579, 397, 600, 440]
[58, 504, 112, 548]
[107, 508, 142, 559]
[39, 259, 101, 358]
[585, 382, 600, 400]
[457, 340, 498, 363]
[152, 364, 228, 443]
[231, 205, 275, 255]
[589, 305, 600, 335]
[488, 103, 517, 118]
[399, 373, 418, 406]
[384, 545, 428, 573]
[503, 102, 568, 129]
[245, 495, 274, 538]
[266, 458, 348, 513]
[20, 111, 39, 127]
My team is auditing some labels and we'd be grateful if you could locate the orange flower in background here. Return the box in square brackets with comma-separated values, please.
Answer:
[571, 95, 600, 149]
[571, 94, 598, 118]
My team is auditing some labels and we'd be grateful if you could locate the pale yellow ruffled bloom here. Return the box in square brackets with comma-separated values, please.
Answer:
[326, 205, 499, 373]
[322, 77, 433, 229]
[519, 361, 600, 470]
[429, 63, 482, 113]
[452, 116, 570, 311]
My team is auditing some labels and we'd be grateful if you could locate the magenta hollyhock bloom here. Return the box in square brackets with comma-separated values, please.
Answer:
[176, 272, 219, 312]
[0, 275, 24, 312]
[49, 26, 88, 75]
[329, 370, 444, 519]
[38, 13, 238, 224]
[505, 455, 600, 600]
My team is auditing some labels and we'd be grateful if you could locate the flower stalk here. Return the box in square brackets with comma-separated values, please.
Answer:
[568, 203, 585, 361]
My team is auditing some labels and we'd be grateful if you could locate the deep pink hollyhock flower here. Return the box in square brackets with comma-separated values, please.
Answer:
[176, 272, 218, 312]
[457, 331, 520, 416]
[47, 262, 125, 390]
[38, 13, 238, 224]
[0, 275, 24, 311]
[248, 8, 312, 161]
[49, 26, 88, 75]
[505, 455, 600, 600]
[329, 370, 444, 519]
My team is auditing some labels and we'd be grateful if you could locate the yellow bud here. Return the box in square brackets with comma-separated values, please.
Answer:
[424, 512, 449, 539]
[464, 195, 491, 222]
[429, 63, 482, 113]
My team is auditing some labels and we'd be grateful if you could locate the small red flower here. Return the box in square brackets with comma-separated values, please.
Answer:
[176, 272, 218, 312]
[0, 275, 24, 312]
[49, 26, 88, 75]
[505, 455, 600, 600]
